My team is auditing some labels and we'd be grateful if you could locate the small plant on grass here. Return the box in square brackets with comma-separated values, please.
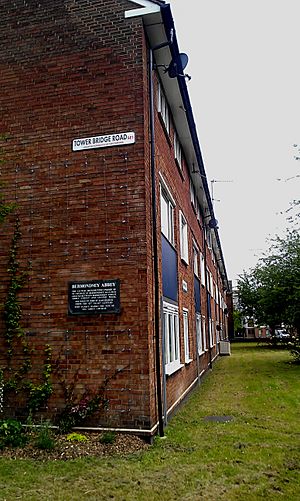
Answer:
[0, 418, 28, 449]
[99, 431, 116, 445]
[66, 432, 88, 443]
[34, 421, 56, 451]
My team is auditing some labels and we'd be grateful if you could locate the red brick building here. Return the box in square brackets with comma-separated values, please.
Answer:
[0, 0, 231, 437]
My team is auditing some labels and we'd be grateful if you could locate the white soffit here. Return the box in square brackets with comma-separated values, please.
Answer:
[125, 0, 161, 18]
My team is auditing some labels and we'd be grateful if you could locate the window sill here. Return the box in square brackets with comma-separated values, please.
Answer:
[181, 256, 189, 266]
[185, 358, 193, 365]
[198, 350, 205, 357]
[165, 362, 184, 376]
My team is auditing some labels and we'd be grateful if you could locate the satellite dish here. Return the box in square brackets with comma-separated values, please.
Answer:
[168, 53, 189, 78]
[208, 218, 218, 229]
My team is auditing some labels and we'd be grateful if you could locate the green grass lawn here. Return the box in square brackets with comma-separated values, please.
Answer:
[1, 343, 299, 500]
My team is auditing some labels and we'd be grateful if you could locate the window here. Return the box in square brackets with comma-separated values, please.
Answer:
[202, 315, 207, 351]
[183, 309, 191, 363]
[216, 323, 220, 344]
[160, 187, 174, 244]
[206, 269, 211, 294]
[193, 244, 199, 277]
[200, 252, 205, 286]
[212, 251, 216, 264]
[215, 284, 219, 305]
[206, 226, 212, 248]
[163, 302, 181, 375]
[190, 179, 196, 207]
[174, 131, 182, 169]
[209, 318, 214, 348]
[209, 271, 213, 297]
[196, 199, 201, 223]
[196, 313, 203, 355]
[179, 211, 189, 264]
[211, 276, 214, 299]
[158, 82, 170, 134]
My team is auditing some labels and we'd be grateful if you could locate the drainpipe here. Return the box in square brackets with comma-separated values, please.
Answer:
[149, 46, 164, 437]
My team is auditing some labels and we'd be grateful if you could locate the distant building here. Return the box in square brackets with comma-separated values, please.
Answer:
[0, 0, 230, 437]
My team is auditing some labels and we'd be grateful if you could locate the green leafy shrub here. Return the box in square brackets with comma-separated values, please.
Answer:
[0, 418, 27, 448]
[34, 421, 55, 450]
[99, 431, 116, 445]
[66, 432, 88, 443]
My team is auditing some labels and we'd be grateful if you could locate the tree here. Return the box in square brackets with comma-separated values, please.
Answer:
[237, 230, 300, 335]
[233, 308, 244, 337]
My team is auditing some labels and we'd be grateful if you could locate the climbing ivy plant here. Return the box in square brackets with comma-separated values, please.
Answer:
[0, 142, 53, 417]
[4, 216, 28, 361]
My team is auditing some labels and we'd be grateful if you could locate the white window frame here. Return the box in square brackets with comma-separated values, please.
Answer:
[200, 252, 205, 286]
[196, 199, 201, 222]
[183, 309, 192, 364]
[174, 131, 182, 169]
[163, 302, 182, 375]
[206, 269, 210, 294]
[190, 179, 196, 207]
[212, 251, 216, 264]
[209, 272, 215, 299]
[196, 313, 204, 355]
[160, 185, 175, 245]
[206, 227, 212, 249]
[209, 318, 214, 348]
[158, 82, 170, 134]
[202, 315, 207, 351]
[209, 271, 213, 297]
[179, 210, 189, 264]
[193, 243, 199, 277]
[216, 323, 220, 344]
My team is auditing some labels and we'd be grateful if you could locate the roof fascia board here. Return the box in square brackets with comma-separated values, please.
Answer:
[160, 5, 230, 289]
[125, 0, 161, 18]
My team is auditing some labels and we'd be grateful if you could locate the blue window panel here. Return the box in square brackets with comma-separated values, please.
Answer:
[162, 235, 178, 302]
[194, 276, 201, 313]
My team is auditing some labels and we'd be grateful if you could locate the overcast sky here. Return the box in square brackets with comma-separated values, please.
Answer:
[169, 0, 300, 284]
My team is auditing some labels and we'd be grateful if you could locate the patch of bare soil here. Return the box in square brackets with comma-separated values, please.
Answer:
[0, 432, 149, 461]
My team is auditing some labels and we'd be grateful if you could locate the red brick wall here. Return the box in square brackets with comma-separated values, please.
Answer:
[0, 0, 155, 430]
[151, 71, 228, 414]
[0, 0, 228, 432]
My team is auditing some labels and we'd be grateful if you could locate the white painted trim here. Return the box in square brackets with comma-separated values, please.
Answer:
[166, 371, 206, 416]
[74, 423, 159, 435]
[125, 0, 160, 18]
[24, 422, 159, 435]
[211, 353, 219, 364]
[159, 172, 176, 206]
